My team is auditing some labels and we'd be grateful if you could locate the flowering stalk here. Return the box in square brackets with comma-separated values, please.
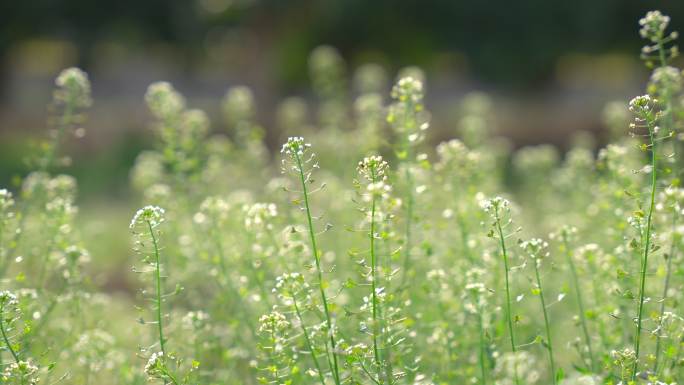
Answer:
[0, 292, 20, 365]
[628, 94, 660, 380]
[653, 188, 682, 374]
[281, 137, 340, 385]
[387, 77, 428, 286]
[272, 273, 327, 385]
[129, 206, 177, 376]
[148, 220, 166, 355]
[42, 68, 92, 171]
[520, 238, 557, 384]
[357, 156, 391, 372]
[559, 228, 595, 372]
[483, 197, 520, 385]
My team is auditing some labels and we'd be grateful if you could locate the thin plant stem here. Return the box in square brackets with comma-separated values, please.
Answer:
[561, 234, 595, 372]
[494, 207, 520, 385]
[653, 214, 677, 374]
[400, 98, 415, 287]
[478, 306, 487, 385]
[533, 260, 557, 384]
[294, 153, 341, 385]
[400, 156, 414, 287]
[632, 120, 658, 380]
[292, 296, 327, 385]
[369, 167, 381, 368]
[0, 304, 19, 364]
[147, 221, 166, 355]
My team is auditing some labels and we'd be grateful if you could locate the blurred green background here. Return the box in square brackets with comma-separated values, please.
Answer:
[1, 0, 683, 202]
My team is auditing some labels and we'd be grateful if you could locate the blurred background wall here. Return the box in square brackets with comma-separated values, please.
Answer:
[1, 0, 683, 200]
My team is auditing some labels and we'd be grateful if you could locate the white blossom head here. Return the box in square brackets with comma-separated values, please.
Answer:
[356, 155, 392, 201]
[145, 82, 185, 119]
[223, 86, 256, 125]
[258, 311, 290, 335]
[0, 291, 18, 308]
[244, 202, 278, 230]
[130, 206, 166, 230]
[639, 11, 671, 42]
[518, 238, 550, 262]
[357, 155, 389, 181]
[0, 189, 14, 212]
[55, 67, 92, 108]
[628, 94, 654, 116]
[390, 76, 424, 104]
[144, 351, 165, 378]
[481, 196, 510, 218]
[280, 137, 311, 157]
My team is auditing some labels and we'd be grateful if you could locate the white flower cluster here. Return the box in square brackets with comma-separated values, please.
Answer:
[357, 155, 389, 181]
[390, 76, 424, 104]
[639, 10, 671, 42]
[610, 348, 637, 375]
[181, 109, 210, 139]
[519, 238, 550, 260]
[0, 290, 18, 307]
[650, 66, 682, 92]
[357, 156, 392, 201]
[0, 189, 14, 212]
[273, 272, 311, 304]
[144, 351, 165, 378]
[145, 82, 185, 119]
[2, 360, 39, 385]
[196, 196, 231, 226]
[258, 311, 290, 335]
[223, 86, 256, 124]
[130, 205, 166, 230]
[280, 136, 311, 157]
[628, 94, 655, 116]
[55, 67, 92, 108]
[244, 203, 278, 230]
[480, 196, 510, 217]
[435, 139, 487, 177]
[494, 351, 540, 384]
[659, 187, 684, 215]
[182, 310, 210, 331]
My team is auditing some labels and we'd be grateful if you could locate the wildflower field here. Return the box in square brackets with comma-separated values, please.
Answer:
[2, 9, 684, 385]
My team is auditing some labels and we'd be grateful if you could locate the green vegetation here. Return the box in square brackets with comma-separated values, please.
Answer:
[0, 10, 683, 385]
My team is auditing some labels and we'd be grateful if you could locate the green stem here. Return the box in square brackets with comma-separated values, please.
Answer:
[562, 234, 595, 372]
[147, 221, 166, 355]
[632, 122, 658, 380]
[0, 304, 20, 363]
[494, 209, 520, 385]
[653, 215, 677, 374]
[400, 156, 414, 287]
[533, 261, 557, 384]
[160, 364, 180, 385]
[294, 153, 341, 385]
[369, 168, 381, 369]
[478, 306, 487, 385]
[44, 96, 75, 172]
[292, 296, 326, 385]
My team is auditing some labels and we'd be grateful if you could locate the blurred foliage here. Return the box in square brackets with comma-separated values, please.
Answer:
[1, 0, 683, 89]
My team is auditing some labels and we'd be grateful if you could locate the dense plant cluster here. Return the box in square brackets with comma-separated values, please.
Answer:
[1, 10, 684, 385]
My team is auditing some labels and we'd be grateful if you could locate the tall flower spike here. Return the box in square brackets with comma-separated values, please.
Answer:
[639, 10, 679, 67]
